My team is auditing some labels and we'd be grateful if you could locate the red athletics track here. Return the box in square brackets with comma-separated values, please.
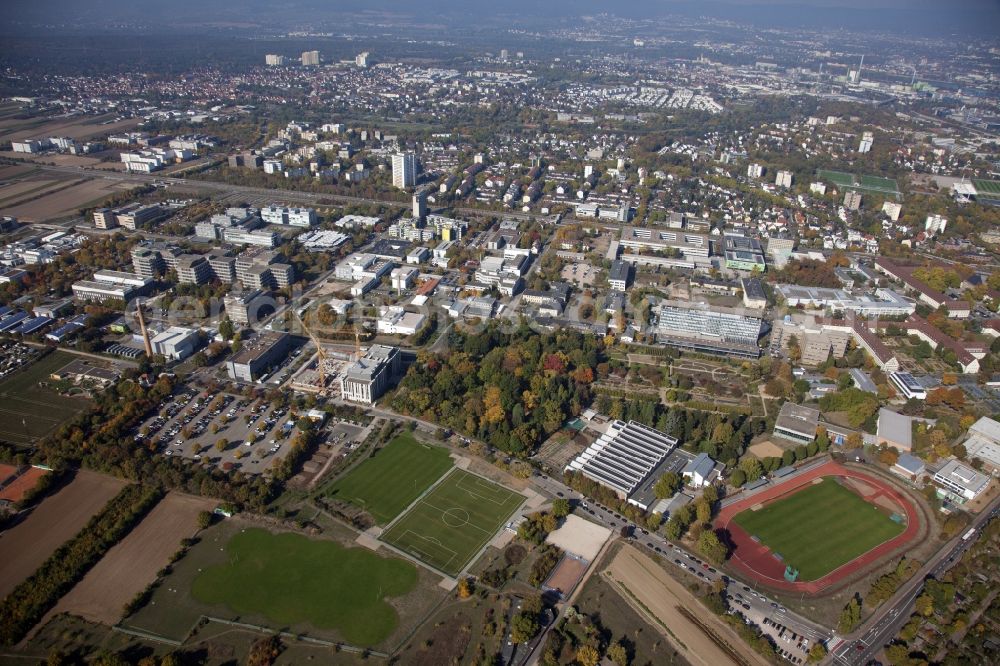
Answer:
[714, 460, 921, 594]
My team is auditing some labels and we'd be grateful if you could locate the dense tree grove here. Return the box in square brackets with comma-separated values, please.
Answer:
[391, 323, 602, 454]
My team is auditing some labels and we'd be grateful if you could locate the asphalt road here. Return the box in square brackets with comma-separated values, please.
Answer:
[28, 162, 549, 222]
[830, 496, 1000, 666]
[530, 474, 832, 652]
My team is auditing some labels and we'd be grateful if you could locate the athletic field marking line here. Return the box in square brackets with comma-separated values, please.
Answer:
[452, 473, 523, 506]
[390, 529, 457, 568]
[418, 501, 495, 535]
[379, 463, 459, 532]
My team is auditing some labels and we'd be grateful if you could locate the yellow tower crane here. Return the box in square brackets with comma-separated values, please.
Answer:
[293, 308, 328, 390]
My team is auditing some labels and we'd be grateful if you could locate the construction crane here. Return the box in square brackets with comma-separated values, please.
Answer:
[293, 308, 329, 390]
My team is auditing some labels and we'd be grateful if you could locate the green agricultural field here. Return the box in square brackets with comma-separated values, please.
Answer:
[191, 528, 417, 645]
[0, 350, 92, 446]
[732, 478, 904, 581]
[381, 469, 525, 577]
[324, 432, 454, 524]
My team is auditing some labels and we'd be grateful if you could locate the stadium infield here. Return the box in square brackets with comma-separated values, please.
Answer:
[323, 432, 453, 524]
[731, 477, 903, 581]
[380, 469, 525, 577]
[715, 460, 921, 594]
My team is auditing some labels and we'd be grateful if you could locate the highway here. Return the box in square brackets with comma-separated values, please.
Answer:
[26, 162, 546, 221]
[830, 495, 1000, 666]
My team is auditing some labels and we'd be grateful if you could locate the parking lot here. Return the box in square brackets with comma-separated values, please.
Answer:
[560, 262, 599, 288]
[136, 391, 299, 475]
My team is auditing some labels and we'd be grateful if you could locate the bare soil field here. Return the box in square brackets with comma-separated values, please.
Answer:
[0, 179, 131, 221]
[0, 471, 128, 599]
[0, 115, 140, 143]
[748, 440, 786, 458]
[0, 165, 35, 180]
[605, 545, 770, 666]
[41, 492, 217, 627]
[0, 179, 62, 204]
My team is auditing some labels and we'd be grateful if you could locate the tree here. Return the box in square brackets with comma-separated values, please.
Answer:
[511, 612, 539, 644]
[914, 593, 933, 617]
[729, 468, 746, 487]
[551, 498, 571, 518]
[806, 642, 827, 663]
[575, 645, 600, 666]
[196, 510, 213, 530]
[606, 641, 629, 666]
[738, 456, 764, 481]
[457, 578, 473, 599]
[654, 471, 682, 498]
[695, 499, 712, 525]
[215, 438, 228, 452]
[219, 317, 235, 341]
[664, 516, 684, 540]
[838, 597, 862, 633]
[697, 530, 728, 565]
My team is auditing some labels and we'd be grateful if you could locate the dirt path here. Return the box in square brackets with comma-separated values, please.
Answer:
[605, 545, 770, 666]
[0, 470, 128, 599]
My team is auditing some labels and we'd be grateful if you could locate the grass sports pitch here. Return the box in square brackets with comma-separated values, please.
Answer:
[191, 528, 417, 645]
[816, 169, 899, 195]
[731, 478, 904, 581]
[0, 351, 92, 445]
[973, 179, 1000, 198]
[381, 469, 524, 577]
[324, 432, 453, 524]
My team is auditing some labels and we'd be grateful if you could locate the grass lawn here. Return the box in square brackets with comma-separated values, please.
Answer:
[191, 528, 417, 645]
[0, 350, 92, 445]
[380, 469, 524, 577]
[323, 432, 453, 524]
[731, 478, 904, 581]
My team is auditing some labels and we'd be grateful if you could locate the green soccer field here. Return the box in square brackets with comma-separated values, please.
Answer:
[0, 351, 92, 445]
[973, 179, 1000, 196]
[731, 478, 904, 581]
[323, 432, 453, 524]
[191, 528, 417, 645]
[380, 469, 525, 577]
[817, 169, 857, 188]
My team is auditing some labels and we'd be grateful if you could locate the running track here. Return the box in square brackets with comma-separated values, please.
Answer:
[714, 460, 921, 594]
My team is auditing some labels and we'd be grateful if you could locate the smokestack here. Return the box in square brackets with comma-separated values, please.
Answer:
[136, 301, 153, 357]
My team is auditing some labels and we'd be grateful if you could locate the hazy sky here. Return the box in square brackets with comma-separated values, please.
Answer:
[2, 0, 998, 35]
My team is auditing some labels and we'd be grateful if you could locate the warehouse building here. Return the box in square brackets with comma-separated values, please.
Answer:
[225, 331, 291, 382]
[565, 420, 681, 508]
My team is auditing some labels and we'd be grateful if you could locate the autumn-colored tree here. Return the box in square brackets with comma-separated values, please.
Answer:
[575, 645, 600, 666]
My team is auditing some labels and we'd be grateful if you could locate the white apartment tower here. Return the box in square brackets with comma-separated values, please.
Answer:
[392, 153, 417, 189]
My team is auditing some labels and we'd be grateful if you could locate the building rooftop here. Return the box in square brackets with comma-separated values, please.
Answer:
[774, 402, 820, 438]
[228, 331, 289, 365]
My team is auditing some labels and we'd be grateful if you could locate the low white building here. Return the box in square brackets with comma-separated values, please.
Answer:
[933, 459, 990, 504]
[151, 326, 199, 361]
[390, 267, 418, 292]
[682, 452, 717, 488]
[376, 307, 425, 336]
